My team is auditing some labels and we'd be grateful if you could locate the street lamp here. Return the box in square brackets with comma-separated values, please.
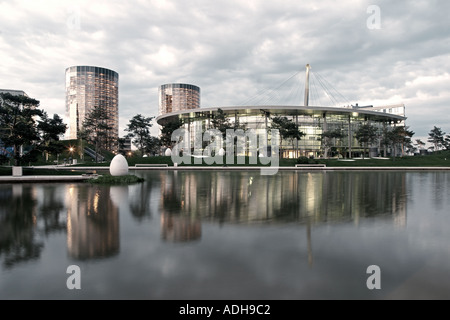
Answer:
[68, 146, 75, 165]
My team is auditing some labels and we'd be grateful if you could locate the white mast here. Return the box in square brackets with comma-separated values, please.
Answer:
[304, 64, 311, 107]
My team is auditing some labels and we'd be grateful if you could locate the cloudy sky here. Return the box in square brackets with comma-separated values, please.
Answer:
[1, 0, 449, 141]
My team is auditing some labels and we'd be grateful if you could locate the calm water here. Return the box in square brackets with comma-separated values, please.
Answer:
[1, 170, 449, 300]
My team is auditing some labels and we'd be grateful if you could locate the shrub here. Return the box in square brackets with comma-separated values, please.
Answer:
[88, 174, 144, 185]
[296, 156, 317, 164]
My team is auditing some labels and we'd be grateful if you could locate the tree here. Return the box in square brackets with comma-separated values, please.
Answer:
[81, 106, 113, 162]
[271, 116, 305, 158]
[285, 120, 305, 157]
[118, 137, 129, 154]
[160, 118, 183, 149]
[210, 109, 247, 156]
[211, 108, 232, 138]
[37, 112, 67, 161]
[354, 123, 378, 159]
[385, 126, 415, 161]
[143, 136, 161, 155]
[444, 134, 450, 150]
[428, 126, 445, 152]
[125, 114, 155, 156]
[415, 139, 426, 150]
[321, 128, 344, 158]
[0, 93, 43, 165]
[378, 126, 390, 157]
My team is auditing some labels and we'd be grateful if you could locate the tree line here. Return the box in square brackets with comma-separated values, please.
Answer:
[0, 93, 66, 165]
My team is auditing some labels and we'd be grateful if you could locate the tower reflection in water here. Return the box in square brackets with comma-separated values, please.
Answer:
[160, 171, 202, 243]
[66, 185, 120, 260]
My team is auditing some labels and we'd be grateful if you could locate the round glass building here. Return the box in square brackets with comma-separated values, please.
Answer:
[157, 104, 406, 159]
[156, 67, 406, 158]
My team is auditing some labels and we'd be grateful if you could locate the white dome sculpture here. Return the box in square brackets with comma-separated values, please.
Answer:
[165, 148, 172, 156]
[110, 154, 129, 176]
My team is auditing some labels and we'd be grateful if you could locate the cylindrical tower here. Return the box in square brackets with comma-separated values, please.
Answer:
[65, 66, 119, 150]
[158, 83, 200, 115]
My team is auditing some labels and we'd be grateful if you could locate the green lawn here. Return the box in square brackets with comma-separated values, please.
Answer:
[318, 152, 450, 167]
[107, 152, 450, 167]
[3, 151, 449, 175]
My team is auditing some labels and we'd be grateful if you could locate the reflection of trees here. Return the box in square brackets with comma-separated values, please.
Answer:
[0, 184, 69, 268]
[429, 172, 446, 211]
[38, 185, 66, 235]
[0, 185, 42, 268]
[128, 175, 156, 221]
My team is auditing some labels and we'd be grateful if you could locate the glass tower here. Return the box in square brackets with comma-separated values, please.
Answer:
[65, 66, 119, 150]
[159, 83, 200, 115]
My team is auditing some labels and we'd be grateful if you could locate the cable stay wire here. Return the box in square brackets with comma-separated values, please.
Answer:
[313, 71, 352, 107]
[309, 74, 322, 107]
[257, 70, 301, 105]
[284, 73, 303, 105]
[237, 67, 352, 108]
[238, 69, 303, 106]
[311, 72, 339, 106]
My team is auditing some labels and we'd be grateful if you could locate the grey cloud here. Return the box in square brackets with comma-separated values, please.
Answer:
[0, 0, 449, 139]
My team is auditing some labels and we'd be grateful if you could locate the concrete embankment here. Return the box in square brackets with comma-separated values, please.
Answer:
[0, 175, 95, 183]
[35, 165, 450, 171]
[2, 165, 449, 183]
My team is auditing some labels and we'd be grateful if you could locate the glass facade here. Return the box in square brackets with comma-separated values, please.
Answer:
[65, 66, 119, 151]
[156, 105, 407, 158]
[159, 83, 200, 115]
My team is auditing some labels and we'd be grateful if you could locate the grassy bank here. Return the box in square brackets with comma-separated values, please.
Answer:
[319, 152, 450, 167]
[3, 151, 449, 174]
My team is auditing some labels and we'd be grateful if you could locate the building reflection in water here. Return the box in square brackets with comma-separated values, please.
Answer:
[0, 171, 408, 267]
[158, 170, 408, 265]
[160, 215, 202, 243]
[160, 171, 202, 242]
[159, 171, 407, 226]
[66, 185, 120, 260]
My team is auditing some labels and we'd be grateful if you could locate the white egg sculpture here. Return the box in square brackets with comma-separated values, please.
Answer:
[110, 154, 129, 176]
[165, 148, 172, 156]
[218, 148, 225, 156]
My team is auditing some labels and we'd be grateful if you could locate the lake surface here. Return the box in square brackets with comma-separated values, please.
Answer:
[1, 170, 450, 300]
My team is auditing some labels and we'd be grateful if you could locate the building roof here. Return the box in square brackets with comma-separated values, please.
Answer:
[0, 89, 28, 97]
[156, 105, 407, 125]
